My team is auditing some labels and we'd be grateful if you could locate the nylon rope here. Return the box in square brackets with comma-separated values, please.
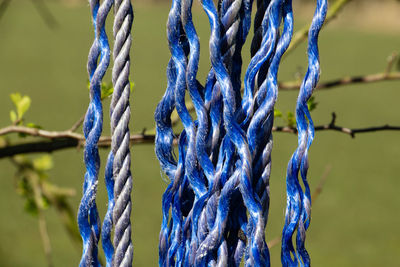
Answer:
[154, 0, 304, 266]
[78, 0, 113, 266]
[110, 0, 134, 266]
[74, 0, 327, 266]
[281, 0, 327, 266]
[101, 0, 135, 266]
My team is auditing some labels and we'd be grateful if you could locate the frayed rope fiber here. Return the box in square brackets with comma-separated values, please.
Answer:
[155, 0, 327, 266]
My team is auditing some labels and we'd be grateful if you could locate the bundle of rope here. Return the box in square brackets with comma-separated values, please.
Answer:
[77, 0, 326, 265]
[155, 0, 327, 266]
[78, 0, 134, 266]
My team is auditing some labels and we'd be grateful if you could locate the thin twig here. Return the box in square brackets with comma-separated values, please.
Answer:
[384, 52, 398, 75]
[311, 164, 332, 203]
[38, 211, 54, 267]
[1, 113, 400, 158]
[0, 0, 11, 23]
[0, 126, 84, 140]
[30, 0, 59, 29]
[68, 114, 86, 132]
[279, 71, 400, 91]
[267, 164, 333, 249]
[285, 0, 352, 56]
[28, 168, 54, 267]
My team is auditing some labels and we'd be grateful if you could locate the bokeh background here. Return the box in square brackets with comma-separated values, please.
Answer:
[0, 0, 399, 266]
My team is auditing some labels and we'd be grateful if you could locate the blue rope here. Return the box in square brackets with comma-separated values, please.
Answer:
[154, 0, 326, 265]
[78, 0, 113, 266]
[194, 1, 252, 265]
[181, 0, 212, 264]
[199, 1, 270, 266]
[281, 0, 327, 266]
[156, 1, 191, 265]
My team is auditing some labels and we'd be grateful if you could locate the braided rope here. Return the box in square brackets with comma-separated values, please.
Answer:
[109, 0, 134, 266]
[78, 0, 113, 266]
[281, 0, 327, 266]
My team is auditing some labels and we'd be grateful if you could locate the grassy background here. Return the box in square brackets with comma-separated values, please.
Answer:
[0, 0, 399, 266]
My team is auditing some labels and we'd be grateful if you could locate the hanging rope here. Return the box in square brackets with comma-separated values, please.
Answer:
[281, 0, 327, 266]
[156, 0, 189, 266]
[105, 0, 134, 266]
[154, 0, 295, 266]
[153, 0, 328, 266]
[245, 2, 294, 266]
[194, 0, 247, 265]
[78, 0, 113, 266]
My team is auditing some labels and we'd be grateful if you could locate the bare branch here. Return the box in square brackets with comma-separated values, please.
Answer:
[279, 71, 400, 91]
[384, 52, 398, 75]
[285, 0, 352, 56]
[268, 164, 333, 249]
[30, 0, 59, 29]
[1, 114, 400, 158]
[0, 0, 11, 23]
[68, 114, 86, 132]
[0, 126, 84, 140]
[311, 164, 332, 203]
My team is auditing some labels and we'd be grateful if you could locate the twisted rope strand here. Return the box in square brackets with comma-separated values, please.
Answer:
[158, 0, 199, 265]
[189, 1, 250, 265]
[110, 0, 134, 266]
[249, 0, 293, 221]
[78, 0, 113, 266]
[198, 1, 269, 266]
[281, 0, 327, 266]
[180, 0, 217, 264]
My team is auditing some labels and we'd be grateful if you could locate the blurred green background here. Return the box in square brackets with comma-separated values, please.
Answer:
[0, 0, 399, 266]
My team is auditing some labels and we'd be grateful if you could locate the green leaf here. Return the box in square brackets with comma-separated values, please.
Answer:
[26, 123, 42, 129]
[307, 96, 318, 112]
[10, 93, 31, 120]
[39, 196, 50, 210]
[10, 110, 17, 123]
[100, 82, 114, 100]
[274, 109, 283, 118]
[130, 82, 135, 93]
[17, 95, 31, 119]
[24, 199, 38, 216]
[287, 111, 296, 128]
[10, 93, 22, 106]
[33, 155, 53, 171]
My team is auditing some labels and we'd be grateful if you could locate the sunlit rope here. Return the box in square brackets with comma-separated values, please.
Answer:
[156, 0, 189, 265]
[246, 2, 294, 266]
[108, 0, 135, 266]
[199, 0, 271, 266]
[154, 0, 327, 266]
[78, 0, 113, 266]
[194, 0, 248, 265]
[281, 0, 327, 266]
